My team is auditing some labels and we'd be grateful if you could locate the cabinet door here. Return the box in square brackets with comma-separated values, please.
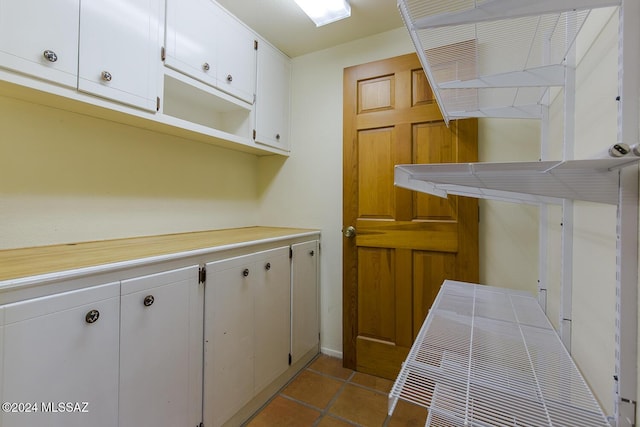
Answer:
[164, 0, 218, 88]
[78, 0, 160, 111]
[255, 39, 291, 151]
[254, 247, 291, 393]
[0, 0, 79, 87]
[291, 240, 320, 364]
[119, 266, 202, 427]
[1, 283, 120, 427]
[215, 5, 257, 104]
[204, 253, 255, 427]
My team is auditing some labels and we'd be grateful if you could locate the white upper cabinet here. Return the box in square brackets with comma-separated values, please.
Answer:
[78, 0, 161, 111]
[0, 0, 79, 88]
[214, 5, 257, 104]
[255, 38, 291, 151]
[164, 0, 218, 89]
[165, 0, 256, 104]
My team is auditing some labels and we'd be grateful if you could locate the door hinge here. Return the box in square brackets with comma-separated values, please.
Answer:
[161, 46, 166, 61]
[156, 96, 160, 112]
[253, 129, 257, 140]
[254, 39, 258, 50]
[289, 247, 293, 259]
[288, 353, 292, 365]
[199, 266, 206, 284]
[198, 422, 204, 427]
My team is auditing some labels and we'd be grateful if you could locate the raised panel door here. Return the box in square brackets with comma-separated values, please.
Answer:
[0, 0, 79, 87]
[78, 0, 160, 111]
[164, 0, 217, 88]
[119, 266, 202, 427]
[253, 246, 291, 393]
[204, 253, 255, 427]
[1, 283, 120, 427]
[255, 39, 291, 151]
[215, 5, 256, 104]
[291, 241, 319, 364]
[343, 53, 479, 379]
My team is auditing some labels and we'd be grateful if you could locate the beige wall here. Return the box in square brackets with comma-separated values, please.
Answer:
[545, 7, 621, 415]
[0, 94, 260, 249]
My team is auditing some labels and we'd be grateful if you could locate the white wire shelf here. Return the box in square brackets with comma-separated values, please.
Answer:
[394, 158, 640, 205]
[388, 280, 610, 427]
[397, 0, 621, 124]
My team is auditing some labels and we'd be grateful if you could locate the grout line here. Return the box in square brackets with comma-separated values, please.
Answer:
[312, 370, 357, 426]
[247, 355, 399, 427]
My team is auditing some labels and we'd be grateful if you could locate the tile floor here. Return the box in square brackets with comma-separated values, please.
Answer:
[244, 354, 428, 427]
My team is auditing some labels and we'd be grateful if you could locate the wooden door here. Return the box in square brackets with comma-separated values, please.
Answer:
[343, 53, 478, 379]
[119, 266, 202, 427]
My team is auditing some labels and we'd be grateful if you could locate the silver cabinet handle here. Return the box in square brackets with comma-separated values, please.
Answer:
[226, 74, 233, 82]
[276, 134, 280, 140]
[85, 309, 100, 324]
[242, 268, 250, 277]
[202, 62, 210, 71]
[265, 262, 271, 271]
[43, 50, 57, 62]
[309, 250, 315, 256]
[101, 71, 112, 82]
[143, 295, 154, 307]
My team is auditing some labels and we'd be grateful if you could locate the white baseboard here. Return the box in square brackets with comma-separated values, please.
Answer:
[320, 347, 343, 359]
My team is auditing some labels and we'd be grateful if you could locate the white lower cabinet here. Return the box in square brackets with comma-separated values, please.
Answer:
[0, 282, 121, 427]
[291, 240, 320, 364]
[0, 233, 320, 427]
[253, 248, 292, 393]
[204, 246, 291, 427]
[119, 265, 203, 427]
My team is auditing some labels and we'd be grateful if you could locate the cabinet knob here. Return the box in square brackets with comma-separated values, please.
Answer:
[242, 268, 250, 277]
[226, 74, 233, 82]
[202, 62, 210, 71]
[85, 309, 100, 324]
[143, 295, 155, 307]
[265, 262, 271, 271]
[309, 250, 315, 256]
[43, 50, 58, 62]
[101, 71, 112, 82]
[275, 134, 281, 140]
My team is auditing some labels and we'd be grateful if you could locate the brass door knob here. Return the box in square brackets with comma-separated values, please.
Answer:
[344, 226, 356, 238]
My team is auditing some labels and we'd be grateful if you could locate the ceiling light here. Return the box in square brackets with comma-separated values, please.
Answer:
[294, 0, 351, 27]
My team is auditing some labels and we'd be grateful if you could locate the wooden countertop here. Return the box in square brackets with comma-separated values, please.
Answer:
[0, 226, 319, 283]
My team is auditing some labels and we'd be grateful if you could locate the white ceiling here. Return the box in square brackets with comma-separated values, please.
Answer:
[215, 0, 405, 58]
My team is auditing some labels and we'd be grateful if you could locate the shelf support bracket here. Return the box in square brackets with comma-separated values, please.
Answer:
[615, 1, 639, 426]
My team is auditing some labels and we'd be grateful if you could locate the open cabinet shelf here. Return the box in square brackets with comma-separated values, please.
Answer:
[389, 280, 610, 427]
